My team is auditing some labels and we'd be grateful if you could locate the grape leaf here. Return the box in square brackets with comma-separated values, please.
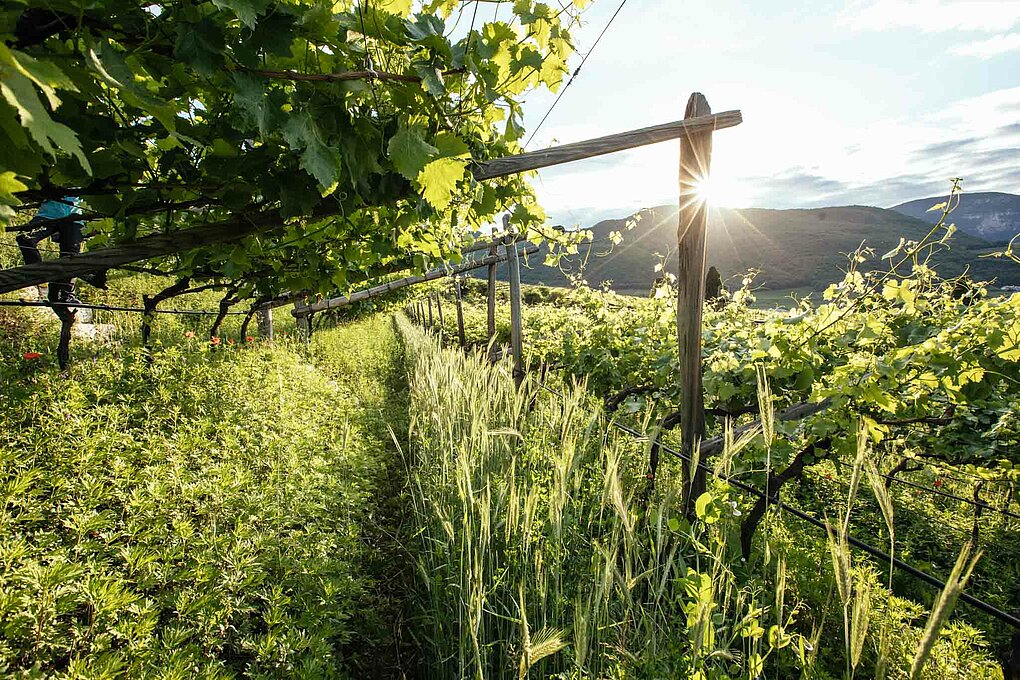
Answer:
[283, 115, 342, 194]
[211, 0, 272, 29]
[0, 73, 90, 173]
[387, 127, 439, 181]
[417, 157, 466, 210]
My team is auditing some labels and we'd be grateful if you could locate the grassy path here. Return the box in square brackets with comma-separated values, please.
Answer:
[307, 314, 417, 678]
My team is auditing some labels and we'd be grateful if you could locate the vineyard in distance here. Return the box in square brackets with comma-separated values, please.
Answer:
[1, 0, 1020, 678]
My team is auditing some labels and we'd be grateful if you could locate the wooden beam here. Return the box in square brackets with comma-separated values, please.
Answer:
[245, 233, 529, 311]
[473, 110, 740, 181]
[294, 244, 538, 317]
[675, 93, 715, 512]
[0, 207, 299, 295]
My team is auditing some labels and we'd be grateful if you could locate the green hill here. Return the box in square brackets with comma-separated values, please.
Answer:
[517, 205, 1020, 294]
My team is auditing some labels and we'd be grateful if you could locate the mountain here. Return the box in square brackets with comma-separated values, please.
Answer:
[892, 192, 1020, 245]
[513, 205, 1020, 295]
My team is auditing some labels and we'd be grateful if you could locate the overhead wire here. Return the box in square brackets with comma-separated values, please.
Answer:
[0, 299, 248, 315]
[523, 0, 631, 149]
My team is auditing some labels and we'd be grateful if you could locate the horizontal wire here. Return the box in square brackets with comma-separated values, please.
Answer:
[0, 299, 247, 315]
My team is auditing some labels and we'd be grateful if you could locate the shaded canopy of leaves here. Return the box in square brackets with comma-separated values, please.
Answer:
[0, 0, 588, 301]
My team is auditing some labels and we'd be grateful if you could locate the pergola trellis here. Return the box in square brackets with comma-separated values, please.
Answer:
[3, 93, 741, 490]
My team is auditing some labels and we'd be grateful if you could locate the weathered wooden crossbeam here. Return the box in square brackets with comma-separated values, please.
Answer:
[262, 231, 529, 311]
[473, 111, 742, 180]
[293, 243, 538, 317]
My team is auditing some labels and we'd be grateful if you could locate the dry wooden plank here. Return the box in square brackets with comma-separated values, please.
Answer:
[675, 93, 715, 511]
[473, 110, 740, 181]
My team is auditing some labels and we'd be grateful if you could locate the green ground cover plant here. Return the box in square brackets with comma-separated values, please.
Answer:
[0, 315, 406, 678]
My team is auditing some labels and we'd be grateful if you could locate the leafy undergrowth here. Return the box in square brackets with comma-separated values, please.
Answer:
[0, 316, 407, 678]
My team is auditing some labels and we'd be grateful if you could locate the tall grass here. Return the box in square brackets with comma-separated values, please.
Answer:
[396, 315, 798, 678]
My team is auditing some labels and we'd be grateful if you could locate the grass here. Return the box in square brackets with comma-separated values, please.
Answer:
[398, 315, 800, 678]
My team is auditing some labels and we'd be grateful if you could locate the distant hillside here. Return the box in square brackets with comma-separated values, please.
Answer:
[892, 192, 1020, 245]
[514, 205, 1020, 294]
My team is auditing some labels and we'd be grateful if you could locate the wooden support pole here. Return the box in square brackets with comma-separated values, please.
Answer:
[294, 299, 311, 339]
[435, 291, 445, 335]
[505, 234, 524, 388]
[675, 92, 715, 512]
[454, 276, 466, 347]
[487, 234, 499, 346]
[427, 296, 433, 327]
[257, 305, 274, 340]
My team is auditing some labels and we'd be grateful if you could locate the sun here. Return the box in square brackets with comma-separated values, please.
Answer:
[693, 176, 716, 205]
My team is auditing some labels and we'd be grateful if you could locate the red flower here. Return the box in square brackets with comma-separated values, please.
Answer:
[210, 336, 221, 346]
[22, 352, 42, 360]
[185, 331, 195, 339]
[227, 338, 235, 346]
[245, 336, 255, 343]
[934, 479, 944, 488]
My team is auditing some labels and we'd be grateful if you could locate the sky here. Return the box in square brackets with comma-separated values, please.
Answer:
[515, 0, 1020, 228]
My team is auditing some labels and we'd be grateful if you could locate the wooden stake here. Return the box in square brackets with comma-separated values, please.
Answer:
[675, 92, 715, 512]
[435, 292, 445, 335]
[294, 299, 311, 339]
[257, 305, 274, 339]
[487, 233, 499, 346]
[505, 234, 524, 388]
[427, 296, 433, 327]
[454, 277, 466, 347]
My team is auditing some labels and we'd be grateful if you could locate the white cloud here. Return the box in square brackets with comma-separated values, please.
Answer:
[951, 32, 1020, 58]
[839, 0, 1020, 33]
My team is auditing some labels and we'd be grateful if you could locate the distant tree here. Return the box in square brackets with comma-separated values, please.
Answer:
[705, 265, 723, 302]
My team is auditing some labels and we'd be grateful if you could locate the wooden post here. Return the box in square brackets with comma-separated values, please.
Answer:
[505, 235, 524, 388]
[435, 292, 445, 336]
[257, 304, 274, 340]
[674, 92, 715, 512]
[427, 296, 433, 327]
[294, 299, 311, 340]
[454, 276, 466, 347]
[487, 233, 499, 346]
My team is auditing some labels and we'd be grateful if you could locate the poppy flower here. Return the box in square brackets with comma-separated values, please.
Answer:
[22, 351, 42, 360]
[210, 336, 221, 346]
[227, 338, 235, 346]
[246, 336, 255, 343]
[185, 331, 195, 339]
[933, 479, 944, 488]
